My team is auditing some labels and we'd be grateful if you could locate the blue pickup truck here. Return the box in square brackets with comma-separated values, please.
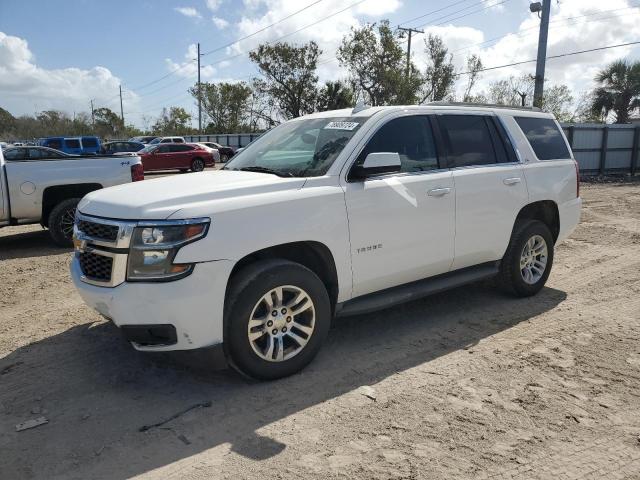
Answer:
[39, 136, 101, 155]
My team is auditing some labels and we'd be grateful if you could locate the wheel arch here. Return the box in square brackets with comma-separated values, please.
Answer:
[42, 183, 102, 227]
[514, 200, 560, 243]
[225, 241, 340, 314]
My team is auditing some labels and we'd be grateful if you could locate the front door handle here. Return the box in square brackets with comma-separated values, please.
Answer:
[427, 187, 452, 197]
[503, 177, 522, 186]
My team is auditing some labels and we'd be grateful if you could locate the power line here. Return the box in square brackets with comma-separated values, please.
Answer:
[400, 0, 501, 28]
[455, 41, 640, 76]
[315, 0, 510, 69]
[202, 0, 369, 68]
[397, 0, 476, 26]
[201, 0, 326, 56]
[449, 6, 640, 56]
[414, 0, 513, 29]
[126, 61, 196, 92]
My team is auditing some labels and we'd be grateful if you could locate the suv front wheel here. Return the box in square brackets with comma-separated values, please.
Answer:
[498, 220, 554, 297]
[224, 259, 331, 380]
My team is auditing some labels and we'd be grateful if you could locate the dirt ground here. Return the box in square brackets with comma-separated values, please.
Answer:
[1, 182, 639, 479]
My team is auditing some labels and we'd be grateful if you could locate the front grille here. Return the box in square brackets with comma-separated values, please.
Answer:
[77, 220, 119, 242]
[79, 252, 113, 282]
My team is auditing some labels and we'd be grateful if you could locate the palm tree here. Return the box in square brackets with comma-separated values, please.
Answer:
[591, 59, 640, 123]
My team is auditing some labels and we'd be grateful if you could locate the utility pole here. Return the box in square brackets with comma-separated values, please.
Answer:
[397, 26, 424, 77]
[90, 99, 95, 129]
[531, 0, 551, 108]
[119, 85, 125, 126]
[197, 42, 202, 133]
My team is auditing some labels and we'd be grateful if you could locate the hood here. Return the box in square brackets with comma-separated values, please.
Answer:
[78, 170, 306, 220]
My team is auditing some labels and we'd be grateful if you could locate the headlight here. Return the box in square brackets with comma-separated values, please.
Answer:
[126, 219, 210, 281]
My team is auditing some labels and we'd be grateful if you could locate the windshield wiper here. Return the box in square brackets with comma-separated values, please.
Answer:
[239, 166, 294, 177]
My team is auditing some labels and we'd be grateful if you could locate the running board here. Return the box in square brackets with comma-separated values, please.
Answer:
[335, 261, 500, 317]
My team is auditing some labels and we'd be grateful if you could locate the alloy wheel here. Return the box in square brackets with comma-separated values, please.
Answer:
[60, 208, 76, 239]
[247, 285, 316, 362]
[520, 234, 548, 284]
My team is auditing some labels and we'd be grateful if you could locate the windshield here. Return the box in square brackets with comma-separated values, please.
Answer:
[140, 145, 158, 153]
[224, 116, 366, 177]
[148, 138, 162, 144]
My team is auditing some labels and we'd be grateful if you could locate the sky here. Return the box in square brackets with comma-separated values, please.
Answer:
[1, 0, 639, 129]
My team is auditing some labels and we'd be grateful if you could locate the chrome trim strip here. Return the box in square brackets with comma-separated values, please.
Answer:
[74, 211, 136, 249]
[136, 217, 211, 227]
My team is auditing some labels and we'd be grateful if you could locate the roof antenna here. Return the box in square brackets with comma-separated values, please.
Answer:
[352, 100, 370, 114]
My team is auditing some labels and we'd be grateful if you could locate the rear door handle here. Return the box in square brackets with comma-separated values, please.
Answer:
[503, 177, 522, 186]
[427, 187, 452, 197]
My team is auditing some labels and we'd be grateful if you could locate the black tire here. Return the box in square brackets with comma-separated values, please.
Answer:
[220, 154, 228, 163]
[48, 198, 80, 247]
[191, 158, 205, 172]
[224, 259, 331, 380]
[498, 219, 554, 297]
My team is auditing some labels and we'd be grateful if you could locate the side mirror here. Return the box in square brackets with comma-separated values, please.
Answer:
[351, 152, 401, 180]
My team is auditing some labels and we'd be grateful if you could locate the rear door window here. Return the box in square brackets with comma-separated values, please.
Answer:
[65, 139, 81, 149]
[437, 115, 503, 168]
[514, 117, 571, 160]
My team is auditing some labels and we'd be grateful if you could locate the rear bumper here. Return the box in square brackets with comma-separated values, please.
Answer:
[71, 258, 234, 351]
[557, 196, 582, 243]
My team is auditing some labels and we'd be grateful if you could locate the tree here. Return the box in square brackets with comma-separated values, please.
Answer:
[337, 21, 424, 106]
[0, 107, 16, 137]
[190, 81, 253, 133]
[93, 107, 124, 137]
[317, 81, 354, 111]
[590, 59, 640, 124]
[468, 74, 573, 120]
[421, 34, 455, 103]
[541, 84, 574, 122]
[249, 41, 321, 120]
[462, 54, 483, 102]
[151, 107, 192, 135]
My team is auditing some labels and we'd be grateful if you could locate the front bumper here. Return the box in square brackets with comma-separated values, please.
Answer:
[71, 258, 234, 351]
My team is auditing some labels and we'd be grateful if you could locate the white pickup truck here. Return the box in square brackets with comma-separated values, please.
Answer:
[0, 146, 144, 246]
[71, 104, 581, 380]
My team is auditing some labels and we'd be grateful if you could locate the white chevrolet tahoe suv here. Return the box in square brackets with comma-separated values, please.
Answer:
[71, 104, 581, 380]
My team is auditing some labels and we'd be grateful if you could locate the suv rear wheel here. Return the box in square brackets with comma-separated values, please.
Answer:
[224, 259, 331, 380]
[48, 198, 80, 247]
[498, 219, 554, 297]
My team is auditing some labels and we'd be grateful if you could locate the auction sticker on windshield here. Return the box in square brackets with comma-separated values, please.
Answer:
[324, 121, 359, 131]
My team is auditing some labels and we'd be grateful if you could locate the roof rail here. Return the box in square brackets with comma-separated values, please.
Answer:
[428, 101, 542, 112]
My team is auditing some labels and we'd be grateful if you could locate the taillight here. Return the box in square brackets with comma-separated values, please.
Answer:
[574, 160, 580, 198]
[131, 163, 144, 182]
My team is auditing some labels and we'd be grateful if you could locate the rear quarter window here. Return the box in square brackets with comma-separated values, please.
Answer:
[514, 117, 571, 160]
[82, 137, 98, 147]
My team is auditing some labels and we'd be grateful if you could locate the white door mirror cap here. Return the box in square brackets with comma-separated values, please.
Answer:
[363, 152, 401, 169]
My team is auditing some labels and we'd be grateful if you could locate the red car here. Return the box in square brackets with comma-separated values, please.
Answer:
[138, 143, 214, 172]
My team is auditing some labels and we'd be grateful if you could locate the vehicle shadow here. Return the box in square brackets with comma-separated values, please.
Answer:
[0, 228, 70, 260]
[0, 282, 567, 479]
